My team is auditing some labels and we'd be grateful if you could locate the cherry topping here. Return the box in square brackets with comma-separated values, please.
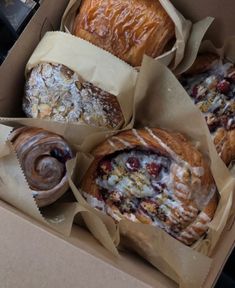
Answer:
[126, 157, 140, 172]
[216, 80, 230, 94]
[146, 163, 162, 177]
[99, 160, 112, 175]
[191, 85, 198, 98]
[50, 148, 72, 163]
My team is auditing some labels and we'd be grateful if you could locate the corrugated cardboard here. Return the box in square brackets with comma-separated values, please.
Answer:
[0, 0, 234, 287]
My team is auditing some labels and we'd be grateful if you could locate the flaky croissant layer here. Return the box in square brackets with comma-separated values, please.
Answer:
[82, 128, 218, 245]
[73, 0, 175, 66]
[10, 127, 73, 207]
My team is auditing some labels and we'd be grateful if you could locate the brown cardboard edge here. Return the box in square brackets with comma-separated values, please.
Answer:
[0, 0, 70, 117]
[0, 199, 177, 288]
[0, 0, 234, 287]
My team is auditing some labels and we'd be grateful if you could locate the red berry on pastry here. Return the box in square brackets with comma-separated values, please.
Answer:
[216, 80, 230, 94]
[146, 162, 162, 177]
[99, 160, 112, 174]
[126, 157, 140, 171]
[50, 148, 72, 163]
[191, 86, 198, 98]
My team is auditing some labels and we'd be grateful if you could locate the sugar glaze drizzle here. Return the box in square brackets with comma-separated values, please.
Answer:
[83, 128, 215, 245]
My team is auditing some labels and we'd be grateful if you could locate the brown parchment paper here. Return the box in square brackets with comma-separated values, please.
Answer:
[60, 0, 192, 68]
[26, 31, 138, 127]
[69, 56, 235, 287]
[0, 122, 118, 255]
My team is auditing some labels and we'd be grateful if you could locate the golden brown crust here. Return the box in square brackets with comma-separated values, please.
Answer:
[214, 128, 235, 166]
[10, 127, 73, 207]
[183, 53, 219, 76]
[82, 128, 218, 245]
[73, 0, 175, 67]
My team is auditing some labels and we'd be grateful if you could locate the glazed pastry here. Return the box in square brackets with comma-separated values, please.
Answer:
[24, 63, 124, 129]
[181, 53, 235, 167]
[73, 0, 175, 67]
[9, 126, 73, 207]
[82, 128, 218, 245]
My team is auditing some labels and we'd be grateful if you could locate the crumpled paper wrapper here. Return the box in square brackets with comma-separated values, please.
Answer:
[61, 0, 195, 69]
[0, 122, 118, 255]
[67, 57, 235, 287]
[26, 31, 138, 128]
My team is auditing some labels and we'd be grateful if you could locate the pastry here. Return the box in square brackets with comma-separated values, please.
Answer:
[81, 128, 218, 245]
[9, 126, 73, 207]
[73, 0, 175, 67]
[180, 53, 235, 167]
[24, 63, 124, 129]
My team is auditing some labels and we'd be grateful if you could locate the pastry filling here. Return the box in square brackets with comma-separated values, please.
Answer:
[181, 61, 235, 134]
[85, 149, 209, 237]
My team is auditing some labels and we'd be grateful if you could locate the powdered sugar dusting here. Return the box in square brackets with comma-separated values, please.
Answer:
[24, 63, 124, 129]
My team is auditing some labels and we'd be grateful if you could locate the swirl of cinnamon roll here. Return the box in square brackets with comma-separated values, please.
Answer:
[9, 127, 73, 207]
[82, 128, 219, 245]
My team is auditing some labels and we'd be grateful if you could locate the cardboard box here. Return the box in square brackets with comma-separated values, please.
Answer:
[0, 0, 234, 287]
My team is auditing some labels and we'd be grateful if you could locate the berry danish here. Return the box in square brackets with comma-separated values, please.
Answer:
[9, 127, 73, 207]
[181, 53, 235, 168]
[82, 128, 218, 245]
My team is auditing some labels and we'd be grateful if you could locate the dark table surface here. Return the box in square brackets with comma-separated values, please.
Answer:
[215, 249, 235, 288]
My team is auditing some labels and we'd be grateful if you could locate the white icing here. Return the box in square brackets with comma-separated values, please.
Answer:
[191, 167, 205, 177]
[198, 212, 211, 222]
[113, 136, 131, 148]
[108, 139, 118, 149]
[132, 129, 148, 146]
[175, 183, 190, 194]
[82, 191, 105, 211]
[85, 128, 215, 245]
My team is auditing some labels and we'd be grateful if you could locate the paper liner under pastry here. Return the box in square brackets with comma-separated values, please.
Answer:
[66, 55, 235, 287]
[61, 0, 192, 68]
[26, 31, 138, 128]
[61, 0, 212, 69]
[9, 126, 73, 208]
[0, 123, 118, 255]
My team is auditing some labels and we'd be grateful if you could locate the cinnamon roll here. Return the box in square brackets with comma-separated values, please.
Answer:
[82, 128, 218, 245]
[24, 63, 124, 129]
[9, 127, 73, 207]
[73, 0, 175, 67]
[180, 53, 235, 168]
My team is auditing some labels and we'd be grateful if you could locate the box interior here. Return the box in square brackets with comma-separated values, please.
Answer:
[0, 0, 234, 287]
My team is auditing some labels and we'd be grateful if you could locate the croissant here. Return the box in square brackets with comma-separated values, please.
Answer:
[181, 53, 235, 168]
[9, 127, 73, 207]
[81, 128, 218, 245]
[24, 63, 124, 129]
[73, 0, 175, 67]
